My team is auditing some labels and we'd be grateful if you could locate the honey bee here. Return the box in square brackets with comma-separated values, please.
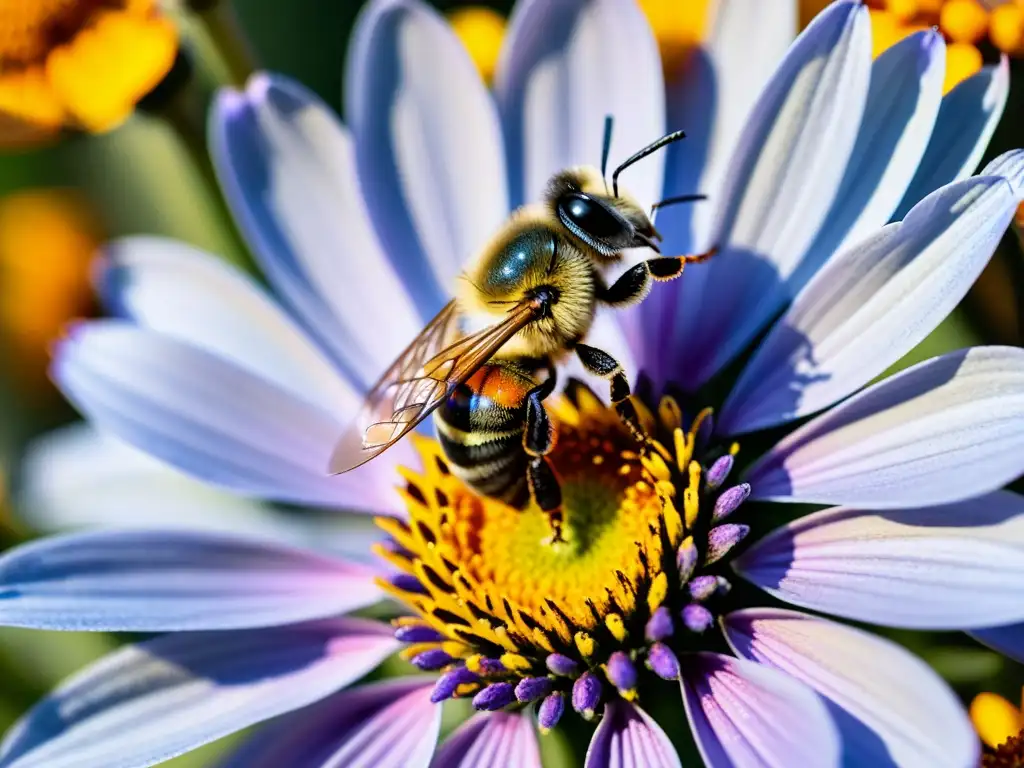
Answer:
[329, 119, 714, 542]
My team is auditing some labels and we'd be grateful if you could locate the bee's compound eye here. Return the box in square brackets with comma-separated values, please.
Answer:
[481, 228, 557, 295]
[558, 192, 627, 242]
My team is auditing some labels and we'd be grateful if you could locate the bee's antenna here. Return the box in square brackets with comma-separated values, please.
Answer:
[601, 115, 614, 193]
[650, 193, 707, 217]
[612, 129, 687, 198]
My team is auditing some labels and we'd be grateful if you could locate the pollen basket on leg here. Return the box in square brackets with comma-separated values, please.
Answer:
[374, 389, 752, 725]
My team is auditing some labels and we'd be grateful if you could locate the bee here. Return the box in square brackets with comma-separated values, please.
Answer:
[329, 119, 714, 543]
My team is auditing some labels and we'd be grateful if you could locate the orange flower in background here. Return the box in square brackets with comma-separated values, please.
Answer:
[638, 0, 712, 75]
[0, 190, 99, 391]
[971, 689, 1024, 766]
[0, 0, 178, 147]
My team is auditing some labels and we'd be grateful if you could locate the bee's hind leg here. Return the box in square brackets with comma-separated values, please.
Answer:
[574, 344, 648, 446]
[523, 369, 565, 544]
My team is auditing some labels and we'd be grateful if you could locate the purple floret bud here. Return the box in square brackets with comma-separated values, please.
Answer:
[688, 575, 718, 602]
[546, 653, 579, 677]
[572, 671, 603, 720]
[474, 657, 506, 677]
[411, 648, 453, 670]
[645, 606, 674, 642]
[676, 538, 698, 585]
[646, 643, 680, 680]
[538, 691, 566, 731]
[706, 523, 750, 565]
[394, 625, 443, 644]
[473, 682, 517, 711]
[706, 454, 734, 489]
[712, 483, 751, 523]
[606, 651, 637, 694]
[681, 604, 714, 634]
[515, 676, 554, 703]
[390, 572, 428, 595]
[431, 666, 479, 703]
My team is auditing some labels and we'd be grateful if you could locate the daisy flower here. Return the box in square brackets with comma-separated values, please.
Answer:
[2, 1, 1024, 766]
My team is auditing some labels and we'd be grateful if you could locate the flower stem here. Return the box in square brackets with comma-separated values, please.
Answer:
[187, 0, 258, 86]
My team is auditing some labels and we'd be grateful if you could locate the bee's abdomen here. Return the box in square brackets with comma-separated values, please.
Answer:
[434, 363, 534, 509]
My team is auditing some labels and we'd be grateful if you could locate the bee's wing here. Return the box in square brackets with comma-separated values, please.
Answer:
[328, 299, 539, 474]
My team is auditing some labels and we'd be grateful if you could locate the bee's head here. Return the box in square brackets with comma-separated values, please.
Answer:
[546, 167, 659, 260]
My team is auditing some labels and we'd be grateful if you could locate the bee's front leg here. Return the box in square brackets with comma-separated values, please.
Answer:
[597, 247, 717, 307]
[574, 344, 647, 446]
[523, 367, 565, 544]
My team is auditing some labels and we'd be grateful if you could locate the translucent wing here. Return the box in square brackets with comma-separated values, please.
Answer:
[328, 299, 539, 474]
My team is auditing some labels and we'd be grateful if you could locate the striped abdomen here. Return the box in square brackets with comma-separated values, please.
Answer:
[434, 361, 536, 508]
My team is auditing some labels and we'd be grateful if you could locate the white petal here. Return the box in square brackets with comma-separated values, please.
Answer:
[622, 0, 795, 374]
[496, 0, 665, 210]
[222, 679, 440, 768]
[674, 1, 871, 390]
[723, 609, 978, 767]
[53, 321, 411, 512]
[734, 493, 1024, 629]
[99, 236, 355, 412]
[681, 652, 841, 768]
[745, 346, 1024, 507]
[346, 0, 508, 312]
[210, 73, 423, 389]
[721, 169, 1020, 434]
[585, 700, 680, 768]
[432, 712, 541, 768]
[893, 58, 1010, 219]
[0, 619, 397, 768]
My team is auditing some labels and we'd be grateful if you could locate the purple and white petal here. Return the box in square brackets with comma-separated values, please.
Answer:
[623, 0, 795, 371]
[345, 0, 508, 315]
[970, 622, 1024, 665]
[496, 0, 664, 211]
[584, 700, 680, 768]
[0, 529, 381, 631]
[893, 58, 1010, 220]
[97, 237, 357, 410]
[222, 678, 439, 768]
[17, 424, 388, 561]
[723, 609, 977, 767]
[661, 1, 871, 391]
[734, 493, 1024, 629]
[210, 73, 422, 389]
[0, 619, 398, 768]
[721, 154, 1023, 434]
[431, 711, 541, 768]
[680, 652, 840, 768]
[797, 30, 945, 271]
[744, 346, 1024, 507]
[53, 321, 412, 513]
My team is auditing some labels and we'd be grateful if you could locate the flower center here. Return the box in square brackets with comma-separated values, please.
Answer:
[984, 728, 1024, 768]
[375, 385, 751, 728]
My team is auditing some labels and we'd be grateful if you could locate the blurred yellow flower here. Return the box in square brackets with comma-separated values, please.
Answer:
[0, 0, 178, 147]
[448, 7, 506, 84]
[0, 190, 98, 392]
[638, 0, 712, 77]
[971, 689, 1024, 766]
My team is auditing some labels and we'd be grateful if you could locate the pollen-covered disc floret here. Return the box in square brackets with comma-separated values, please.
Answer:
[374, 385, 751, 728]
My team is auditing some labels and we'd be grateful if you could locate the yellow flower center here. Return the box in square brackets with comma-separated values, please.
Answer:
[376, 387, 751, 722]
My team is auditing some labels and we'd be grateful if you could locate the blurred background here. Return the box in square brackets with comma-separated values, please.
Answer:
[0, 0, 1022, 764]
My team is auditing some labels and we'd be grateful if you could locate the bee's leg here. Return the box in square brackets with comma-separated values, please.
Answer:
[597, 247, 717, 307]
[523, 369, 564, 543]
[575, 343, 647, 445]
